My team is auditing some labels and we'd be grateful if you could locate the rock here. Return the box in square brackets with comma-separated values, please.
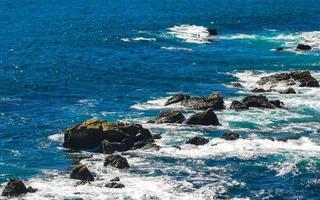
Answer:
[280, 87, 296, 94]
[182, 93, 224, 110]
[296, 44, 312, 51]
[207, 28, 218, 36]
[242, 95, 276, 109]
[186, 136, 209, 145]
[269, 136, 301, 142]
[185, 108, 220, 125]
[1, 179, 29, 196]
[104, 154, 129, 169]
[232, 83, 244, 88]
[70, 164, 94, 181]
[26, 186, 38, 193]
[63, 118, 153, 151]
[221, 132, 239, 140]
[269, 100, 284, 108]
[172, 145, 181, 150]
[152, 134, 162, 140]
[165, 93, 190, 106]
[140, 143, 161, 151]
[105, 182, 125, 188]
[276, 47, 284, 51]
[230, 100, 249, 110]
[101, 139, 133, 154]
[110, 177, 120, 182]
[251, 88, 270, 93]
[152, 110, 185, 124]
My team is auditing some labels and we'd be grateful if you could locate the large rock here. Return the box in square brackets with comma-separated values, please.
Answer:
[257, 71, 319, 87]
[242, 95, 276, 109]
[230, 100, 249, 110]
[104, 154, 130, 169]
[151, 110, 185, 124]
[165, 93, 190, 106]
[296, 44, 311, 51]
[186, 136, 209, 145]
[221, 132, 239, 140]
[185, 108, 220, 125]
[70, 164, 94, 181]
[63, 118, 153, 151]
[1, 179, 31, 197]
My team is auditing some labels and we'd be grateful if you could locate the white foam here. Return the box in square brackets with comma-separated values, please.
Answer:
[48, 133, 64, 142]
[168, 25, 213, 44]
[131, 97, 184, 110]
[161, 46, 193, 52]
[120, 37, 156, 42]
[219, 34, 257, 40]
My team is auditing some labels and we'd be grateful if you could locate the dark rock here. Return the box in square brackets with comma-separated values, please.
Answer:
[251, 88, 270, 93]
[296, 44, 312, 51]
[182, 93, 224, 110]
[74, 180, 90, 187]
[105, 182, 125, 188]
[230, 100, 249, 110]
[101, 139, 133, 154]
[152, 134, 162, 140]
[26, 186, 38, 193]
[70, 164, 94, 181]
[104, 154, 129, 169]
[242, 95, 275, 109]
[276, 47, 284, 51]
[152, 110, 185, 124]
[232, 83, 244, 88]
[269, 136, 301, 142]
[221, 132, 239, 140]
[269, 100, 284, 108]
[172, 145, 181, 150]
[1, 179, 29, 196]
[165, 93, 190, 106]
[280, 87, 296, 94]
[141, 143, 161, 151]
[207, 28, 218, 36]
[185, 108, 220, 126]
[63, 118, 153, 151]
[110, 177, 120, 182]
[186, 136, 209, 146]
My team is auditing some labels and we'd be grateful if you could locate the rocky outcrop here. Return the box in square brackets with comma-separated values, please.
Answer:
[165, 93, 190, 106]
[1, 179, 36, 197]
[242, 95, 283, 109]
[186, 136, 209, 145]
[207, 28, 218, 36]
[296, 44, 311, 51]
[185, 108, 220, 125]
[104, 154, 129, 169]
[150, 110, 185, 124]
[251, 88, 271, 93]
[280, 87, 296, 94]
[70, 164, 94, 181]
[105, 182, 125, 188]
[63, 118, 154, 151]
[230, 100, 249, 110]
[257, 71, 319, 87]
[221, 132, 239, 140]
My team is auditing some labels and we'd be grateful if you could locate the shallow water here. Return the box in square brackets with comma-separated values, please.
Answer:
[0, 0, 320, 199]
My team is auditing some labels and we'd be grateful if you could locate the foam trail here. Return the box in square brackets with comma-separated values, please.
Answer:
[168, 25, 213, 44]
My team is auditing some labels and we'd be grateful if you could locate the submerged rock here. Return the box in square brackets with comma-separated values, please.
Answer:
[185, 108, 220, 125]
[104, 154, 130, 169]
[165, 93, 190, 106]
[296, 44, 312, 51]
[207, 28, 218, 36]
[63, 118, 154, 151]
[105, 182, 125, 188]
[230, 100, 249, 110]
[280, 87, 296, 94]
[70, 164, 94, 181]
[221, 132, 239, 140]
[151, 110, 185, 124]
[269, 136, 301, 142]
[186, 136, 209, 145]
[1, 179, 31, 197]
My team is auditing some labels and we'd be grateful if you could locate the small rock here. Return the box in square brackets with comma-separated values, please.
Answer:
[152, 110, 185, 124]
[185, 108, 220, 126]
[165, 93, 190, 106]
[251, 88, 270, 93]
[105, 182, 125, 188]
[26, 186, 38, 193]
[280, 87, 296, 94]
[152, 134, 162, 140]
[110, 177, 120, 182]
[186, 136, 209, 146]
[104, 154, 129, 169]
[269, 100, 284, 108]
[70, 164, 94, 181]
[221, 132, 239, 140]
[207, 28, 218, 36]
[296, 44, 312, 51]
[172, 145, 181, 150]
[1, 179, 29, 196]
[242, 95, 275, 109]
[232, 83, 244, 88]
[230, 100, 249, 110]
[276, 47, 284, 51]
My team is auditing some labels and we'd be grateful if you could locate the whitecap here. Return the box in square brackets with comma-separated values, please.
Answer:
[167, 25, 213, 44]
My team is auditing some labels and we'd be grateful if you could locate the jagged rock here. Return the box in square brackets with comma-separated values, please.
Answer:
[269, 100, 284, 108]
[296, 44, 311, 51]
[165, 93, 190, 106]
[151, 110, 185, 124]
[280, 87, 296, 94]
[186, 136, 209, 145]
[251, 88, 270, 93]
[221, 132, 239, 140]
[70, 164, 94, 181]
[182, 93, 224, 110]
[207, 28, 218, 36]
[230, 100, 249, 110]
[152, 134, 162, 140]
[242, 95, 276, 109]
[105, 182, 125, 188]
[185, 108, 220, 125]
[1, 179, 29, 196]
[63, 118, 153, 151]
[110, 177, 120, 182]
[104, 154, 129, 169]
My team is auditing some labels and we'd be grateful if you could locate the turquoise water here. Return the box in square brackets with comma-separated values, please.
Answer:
[0, 0, 320, 199]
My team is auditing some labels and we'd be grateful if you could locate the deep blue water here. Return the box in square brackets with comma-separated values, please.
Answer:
[1, 0, 320, 199]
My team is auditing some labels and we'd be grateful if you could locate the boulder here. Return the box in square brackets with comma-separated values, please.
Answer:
[242, 95, 276, 109]
[182, 93, 224, 110]
[63, 118, 154, 151]
[165, 93, 190, 106]
[152, 134, 162, 140]
[280, 87, 296, 94]
[185, 108, 220, 125]
[151, 110, 185, 124]
[221, 132, 239, 140]
[1, 179, 29, 196]
[186, 136, 209, 145]
[251, 88, 270, 93]
[230, 100, 249, 110]
[296, 44, 311, 51]
[105, 182, 125, 188]
[110, 177, 120, 182]
[207, 28, 218, 36]
[70, 164, 94, 181]
[104, 154, 130, 169]
[269, 100, 284, 108]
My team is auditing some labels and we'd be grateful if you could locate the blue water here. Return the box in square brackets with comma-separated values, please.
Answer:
[1, 0, 320, 199]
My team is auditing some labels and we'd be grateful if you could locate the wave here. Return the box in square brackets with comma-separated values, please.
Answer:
[120, 37, 156, 42]
[167, 25, 213, 44]
[161, 46, 193, 52]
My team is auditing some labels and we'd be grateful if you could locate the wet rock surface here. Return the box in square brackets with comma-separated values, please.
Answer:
[221, 132, 240, 140]
[104, 154, 130, 169]
[70, 164, 94, 181]
[185, 108, 220, 125]
[150, 110, 185, 124]
[1, 179, 37, 197]
[186, 136, 209, 145]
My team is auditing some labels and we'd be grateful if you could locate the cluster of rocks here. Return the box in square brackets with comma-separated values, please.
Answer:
[185, 132, 240, 146]
[1, 179, 37, 197]
[276, 44, 312, 51]
[230, 95, 284, 110]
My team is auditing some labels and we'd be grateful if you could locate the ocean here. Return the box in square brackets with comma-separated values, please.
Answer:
[0, 0, 320, 199]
